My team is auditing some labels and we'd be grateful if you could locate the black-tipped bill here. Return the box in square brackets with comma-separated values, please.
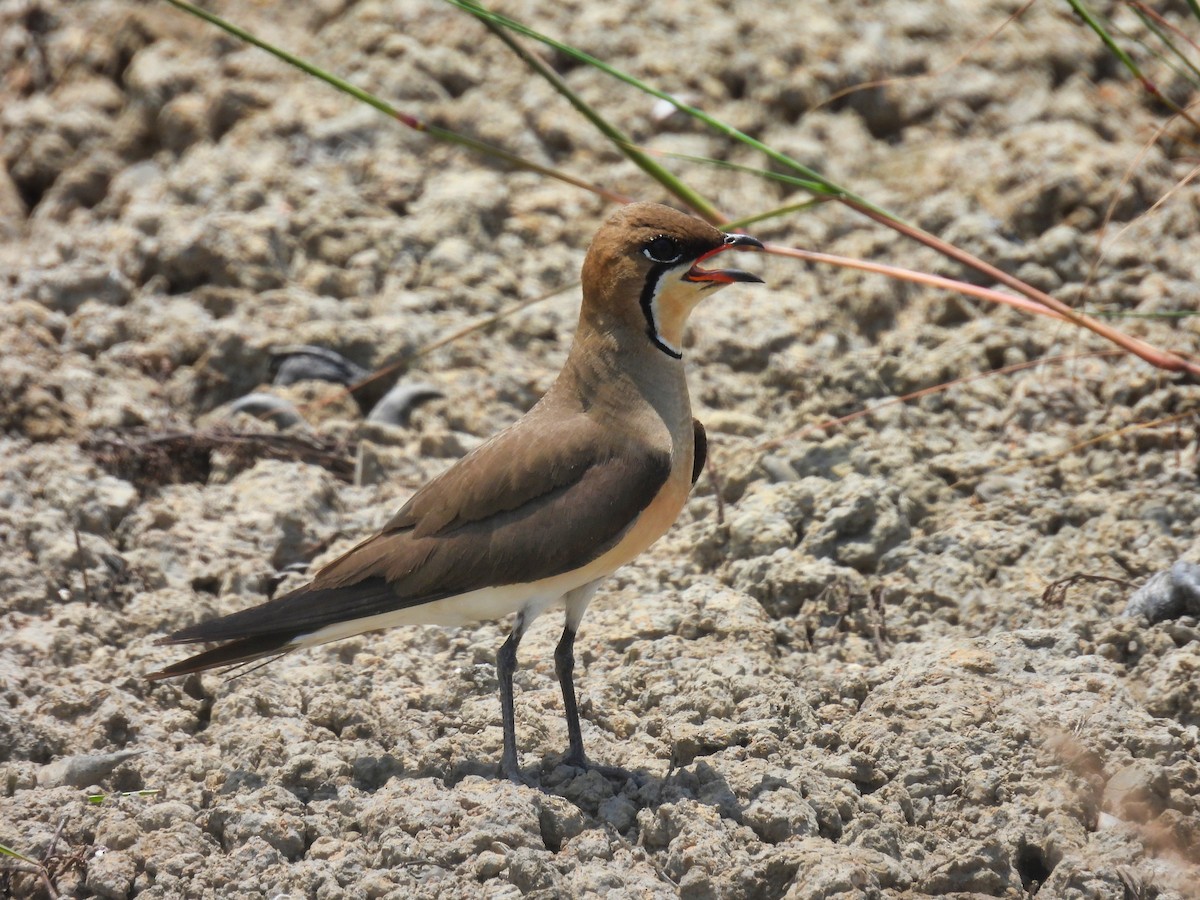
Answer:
[684, 232, 765, 284]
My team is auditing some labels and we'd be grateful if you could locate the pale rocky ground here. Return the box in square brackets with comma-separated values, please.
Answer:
[1, 0, 1199, 897]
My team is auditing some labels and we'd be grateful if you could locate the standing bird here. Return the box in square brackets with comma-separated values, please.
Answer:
[150, 202, 764, 780]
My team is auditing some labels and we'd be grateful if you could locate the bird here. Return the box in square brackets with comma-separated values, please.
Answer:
[149, 201, 764, 781]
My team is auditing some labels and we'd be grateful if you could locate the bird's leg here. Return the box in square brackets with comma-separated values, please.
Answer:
[553, 623, 631, 781]
[554, 624, 587, 768]
[554, 581, 633, 778]
[497, 613, 527, 782]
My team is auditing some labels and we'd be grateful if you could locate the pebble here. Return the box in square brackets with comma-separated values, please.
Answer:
[1123, 561, 1200, 623]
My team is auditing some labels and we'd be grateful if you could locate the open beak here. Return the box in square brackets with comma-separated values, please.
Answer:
[683, 233, 765, 284]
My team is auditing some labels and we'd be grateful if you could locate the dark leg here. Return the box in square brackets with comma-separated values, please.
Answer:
[553, 623, 630, 782]
[497, 614, 527, 782]
[555, 625, 587, 768]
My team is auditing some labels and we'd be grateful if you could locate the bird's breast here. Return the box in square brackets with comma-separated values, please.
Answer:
[578, 442, 693, 580]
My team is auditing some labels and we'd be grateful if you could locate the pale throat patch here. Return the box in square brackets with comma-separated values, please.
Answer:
[648, 272, 727, 356]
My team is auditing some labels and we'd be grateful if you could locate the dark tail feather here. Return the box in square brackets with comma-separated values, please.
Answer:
[148, 634, 293, 680]
[157, 577, 400, 645]
[149, 576, 415, 680]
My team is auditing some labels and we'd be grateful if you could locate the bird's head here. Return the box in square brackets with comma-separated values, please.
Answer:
[580, 202, 763, 359]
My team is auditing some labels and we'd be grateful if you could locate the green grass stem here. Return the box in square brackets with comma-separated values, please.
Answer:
[160, 0, 631, 205]
[476, 21, 724, 223]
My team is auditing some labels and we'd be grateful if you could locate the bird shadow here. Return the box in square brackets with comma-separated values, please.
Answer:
[399, 753, 749, 828]
[212, 750, 757, 853]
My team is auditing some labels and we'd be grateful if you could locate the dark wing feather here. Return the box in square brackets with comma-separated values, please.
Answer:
[156, 578, 399, 646]
[148, 635, 292, 679]
[153, 406, 671, 668]
[691, 418, 706, 485]
[382, 410, 625, 536]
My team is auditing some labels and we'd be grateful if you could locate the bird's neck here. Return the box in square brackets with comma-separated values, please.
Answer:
[558, 309, 692, 437]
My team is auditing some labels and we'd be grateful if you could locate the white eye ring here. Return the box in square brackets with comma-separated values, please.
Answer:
[643, 236, 683, 264]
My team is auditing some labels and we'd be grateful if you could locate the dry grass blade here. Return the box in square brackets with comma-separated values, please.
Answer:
[303, 281, 581, 417]
[943, 409, 1198, 492]
[813, 0, 1039, 113]
[840, 198, 1200, 378]
[1069, 0, 1200, 130]
[763, 243, 1071, 321]
[759, 351, 1125, 451]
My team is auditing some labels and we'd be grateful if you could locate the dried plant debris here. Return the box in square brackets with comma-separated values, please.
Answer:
[84, 427, 355, 487]
[1043, 573, 1137, 607]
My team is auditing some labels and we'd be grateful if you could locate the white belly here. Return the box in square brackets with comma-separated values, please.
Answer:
[291, 579, 570, 648]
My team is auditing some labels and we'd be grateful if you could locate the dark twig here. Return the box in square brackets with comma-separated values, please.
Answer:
[1043, 574, 1138, 606]
[869, 586, 891, 660]
[72, 528, 94, 603]
[42, 815, 67, 864]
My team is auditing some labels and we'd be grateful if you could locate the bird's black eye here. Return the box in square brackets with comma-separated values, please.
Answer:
[642, 235, 683, 264]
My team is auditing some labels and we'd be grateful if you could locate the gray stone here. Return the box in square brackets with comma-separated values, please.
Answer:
[84, 848, 137, 900]
[1124, 561, 1200, 623]
[37, 750, 141, 788]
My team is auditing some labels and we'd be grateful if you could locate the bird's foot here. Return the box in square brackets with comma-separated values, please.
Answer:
[499, 756, 539, 787]
[558, 751, 635, 784]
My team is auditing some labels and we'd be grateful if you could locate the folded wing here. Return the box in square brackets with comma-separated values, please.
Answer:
[150, 409, 670, 677]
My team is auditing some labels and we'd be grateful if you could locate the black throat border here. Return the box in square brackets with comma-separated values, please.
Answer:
[638, 263, 683, 360]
